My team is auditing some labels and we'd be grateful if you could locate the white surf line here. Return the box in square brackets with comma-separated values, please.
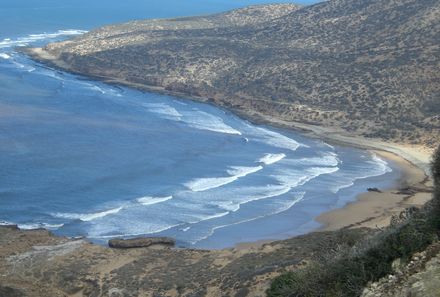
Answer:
[191, 192, 305, 244]
[257, 153, 286, 165]
[0, 29, 87, 49]
[90, 223, 184, 239]
[51, 206, 123, 222]
[18, 222, 65, 230]
[0, 53, 11, 59]
[185, 165, 263, 192]
[216, 184, 293, 213]
[330, 153, 392, 193]
[136, 195, 173, 206]
[182, 109, 242, 135]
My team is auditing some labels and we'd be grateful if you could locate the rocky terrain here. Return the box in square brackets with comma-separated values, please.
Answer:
[0, 225, 370, 297]
[362, 242, 440, 297]
[27, 0, 440, 148]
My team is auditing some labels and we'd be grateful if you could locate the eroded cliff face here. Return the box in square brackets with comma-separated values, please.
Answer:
[29, 0, 440, 148]
[0, 226, 369, 297]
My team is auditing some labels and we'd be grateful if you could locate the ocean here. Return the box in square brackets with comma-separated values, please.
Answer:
[0, 0, 400, 249]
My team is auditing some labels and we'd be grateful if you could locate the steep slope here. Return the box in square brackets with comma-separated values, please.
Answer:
[28, 0, 440, 147]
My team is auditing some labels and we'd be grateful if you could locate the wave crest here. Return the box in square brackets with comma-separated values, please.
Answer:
[185, 165, 263, 192]
[258, 153, 286, 165]
[51, 206, 123, 222]
[0, 29, 87, 49]
[137, 196, 173, 206]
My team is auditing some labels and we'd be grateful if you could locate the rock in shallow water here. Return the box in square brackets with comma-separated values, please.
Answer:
[108, 237, 175, 248]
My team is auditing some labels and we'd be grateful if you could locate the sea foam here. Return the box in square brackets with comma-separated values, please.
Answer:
[258, 153, 286, 165]
[191, 192, 305, 244]
[52, 206, 123, 222]
[137, 195, 173, 206]
[273, 166, 340, 189]
[248, 125, 303, 151]
[0, 29, 87, 49]
[18, 222, 64, 230]
[330, 153, 392, 193]
[0, 53, 10, 59]
[281, 153, 339, 167]
[216, 184, 293, 212]
[185, 165, 263, 192]
[142, 102, 182, 120]
[182, 109, 242, 135]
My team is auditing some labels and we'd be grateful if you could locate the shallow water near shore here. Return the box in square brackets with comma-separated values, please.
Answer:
[0, 0, 401, 249]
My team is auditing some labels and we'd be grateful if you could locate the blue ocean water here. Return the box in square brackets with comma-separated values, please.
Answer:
[0, 0, 400, 249]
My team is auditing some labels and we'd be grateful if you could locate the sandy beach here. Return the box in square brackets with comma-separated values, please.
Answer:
[317, 150, 433, 232]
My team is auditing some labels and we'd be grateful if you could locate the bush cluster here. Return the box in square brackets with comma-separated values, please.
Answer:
[267, 145, 440, 297]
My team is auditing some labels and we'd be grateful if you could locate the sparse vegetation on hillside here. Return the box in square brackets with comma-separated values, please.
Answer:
[267, 145, 440, 297]
[30, 0, 440, 147]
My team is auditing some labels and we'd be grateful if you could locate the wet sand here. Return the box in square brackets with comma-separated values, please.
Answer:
[316, 150, 433, 231]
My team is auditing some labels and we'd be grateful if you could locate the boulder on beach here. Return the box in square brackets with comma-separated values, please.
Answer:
[108, 237, 175, 249]
[367, 187, 382, 193]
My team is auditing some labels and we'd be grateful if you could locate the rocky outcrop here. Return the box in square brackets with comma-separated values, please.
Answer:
[362, 242, 440, 297]
[108, 237, 175, 248]
[367, 187, 382, 193]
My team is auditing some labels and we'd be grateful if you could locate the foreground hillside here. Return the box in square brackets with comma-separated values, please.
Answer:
[27, 0, 440, 149]
[0, 225, 371, 296]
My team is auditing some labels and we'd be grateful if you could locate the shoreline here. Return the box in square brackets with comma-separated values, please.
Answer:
[23, 47, 434, 172]
[21, 47, 435, 250]
[316, 150, 432, 232]
[235, 150, 433, 250]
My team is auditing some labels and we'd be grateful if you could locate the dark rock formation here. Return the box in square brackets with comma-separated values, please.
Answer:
[108, 236, 175, 248]
[367, 187, 382, 193]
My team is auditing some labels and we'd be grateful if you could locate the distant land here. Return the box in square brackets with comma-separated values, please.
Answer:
[27, 0, 440, 157]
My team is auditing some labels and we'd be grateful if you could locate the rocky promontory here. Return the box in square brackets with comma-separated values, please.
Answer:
[26, 0, 440, 150]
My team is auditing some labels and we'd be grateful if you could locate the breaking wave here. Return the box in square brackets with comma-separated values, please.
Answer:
[0, 53, 11, 59]
[330, 153, 392, 193]
[0, 29, 87, 49]
[247, 125, 303, 151]
[192, 192, 305, 244]
[18, 222, 64, 230]
[51, 206, 123, 222]
[281, 153, 339, 167]
[185, 165, 263, 192]
[258, 153, 286, 165]
[142, 102, 182, 120]
[272, 166, 340, 188]
[136, 195, 173, 206]
[182, 109, 242, 135]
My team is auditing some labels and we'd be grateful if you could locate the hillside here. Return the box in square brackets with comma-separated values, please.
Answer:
[0, 225, 371, 296]
[27, 0, 440, 149]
